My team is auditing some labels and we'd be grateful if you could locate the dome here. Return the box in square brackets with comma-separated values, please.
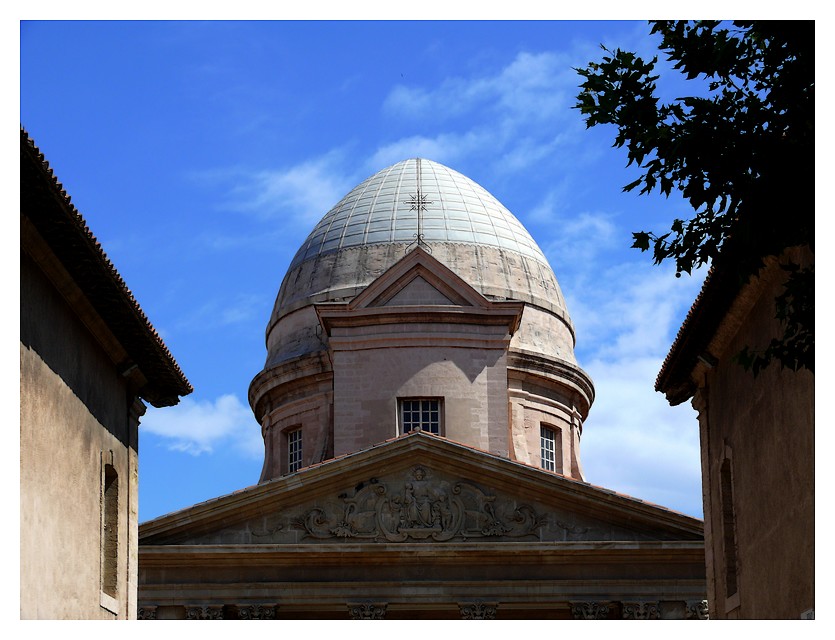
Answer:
[251, 158, 594, 480]
[289, 158, 549, 269]
[271, 159, 572, 338]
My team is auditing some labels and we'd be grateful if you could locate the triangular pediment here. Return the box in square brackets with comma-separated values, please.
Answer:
[314, 247, 525, 339]
[348, 247, 487, 310]
[140, 433, 703, 547]
[381, 275, 458, 306]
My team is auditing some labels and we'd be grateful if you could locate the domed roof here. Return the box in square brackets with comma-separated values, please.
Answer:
[272, 159, 571, 336]
[288, 158, 549, 271]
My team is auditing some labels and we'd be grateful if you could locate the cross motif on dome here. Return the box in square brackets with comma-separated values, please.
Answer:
[404, 190, 433, 212]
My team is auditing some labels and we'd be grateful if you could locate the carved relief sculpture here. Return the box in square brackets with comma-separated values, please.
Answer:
[686, 600, 709, 620]
[570, 601, 610, 619]
[348, 602, 387, 619]
[238, 604, 278, 619]
[621, 601, 660, 619]
[185, 605, 225, 620]
[137, 606, 157, 620]
[459, 602, 498, 619]
[297, 466, 543, 542]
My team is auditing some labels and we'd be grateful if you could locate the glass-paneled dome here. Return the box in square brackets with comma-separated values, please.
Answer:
[289, 159, 548, 270]
[274, 159, 568, 325]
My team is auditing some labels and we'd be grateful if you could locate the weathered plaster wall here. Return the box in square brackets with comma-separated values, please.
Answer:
[20, 254, 136, 619]
[698, 251, 814, 619]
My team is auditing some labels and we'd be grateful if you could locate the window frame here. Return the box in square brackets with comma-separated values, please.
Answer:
[540, 425, 557, 472]
[398, 398, 443, 436]
[287, 427, 303, 473]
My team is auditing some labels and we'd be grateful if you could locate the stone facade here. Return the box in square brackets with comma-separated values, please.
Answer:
[20, 129, 190, 619]
[658, 246, 814, 619]
[252, 247, 593, 482]
[139, 434, 706, 619]
[139, 158, 706, 619]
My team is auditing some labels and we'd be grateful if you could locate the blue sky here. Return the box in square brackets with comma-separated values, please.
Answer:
[21, 20, 716, 521]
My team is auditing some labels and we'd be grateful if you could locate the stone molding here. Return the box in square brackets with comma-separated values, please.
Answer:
[348, 602, 387, 619]
[138, 599, 707, 619]
[459, 602, 498, 619]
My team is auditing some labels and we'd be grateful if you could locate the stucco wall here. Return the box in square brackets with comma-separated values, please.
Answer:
[698, 253, 814, 619]
[20, 254, 137, 619]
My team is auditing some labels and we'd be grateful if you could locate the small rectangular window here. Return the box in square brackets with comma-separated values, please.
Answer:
[540, 426, 556, 472]
[400, 398, 441, 435]
[288, 428, 303, 473]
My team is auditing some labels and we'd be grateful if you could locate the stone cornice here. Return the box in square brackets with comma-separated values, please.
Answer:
[139, 540, 706, 567]
[507, 349, 595, 416]
[248, 350, 332, 422]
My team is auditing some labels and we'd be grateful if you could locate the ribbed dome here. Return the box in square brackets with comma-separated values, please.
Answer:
[289, 158, 549, 270]
[273, 159, 569, 325]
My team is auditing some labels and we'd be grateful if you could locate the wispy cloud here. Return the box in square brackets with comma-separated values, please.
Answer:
[208, 150, 355, 223]
[174, 293, 269, 332]
[568, 263, 704, 361]
[378, 50, 588, 176]
[141, 394, 262, 459]
[539, 209, 619, 260]
[384, 51, 576, 126]
[368, 131, 488, 170]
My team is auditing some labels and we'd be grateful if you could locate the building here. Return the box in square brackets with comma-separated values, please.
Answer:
[138, 159, 707, 619]
[20, 129, 192, 619]
[656, 246, 814, 619]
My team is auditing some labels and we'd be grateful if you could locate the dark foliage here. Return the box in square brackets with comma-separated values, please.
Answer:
[575, 20, 814, 373]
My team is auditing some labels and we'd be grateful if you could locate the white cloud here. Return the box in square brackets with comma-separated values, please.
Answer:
[533, 199, 707, 516]
[223, 151, 354, 223]
[141, 394, 262, 459]
[580, 355, 703, 516]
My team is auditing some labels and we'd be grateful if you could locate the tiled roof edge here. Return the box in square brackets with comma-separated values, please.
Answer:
[21, 126, 192, 405]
